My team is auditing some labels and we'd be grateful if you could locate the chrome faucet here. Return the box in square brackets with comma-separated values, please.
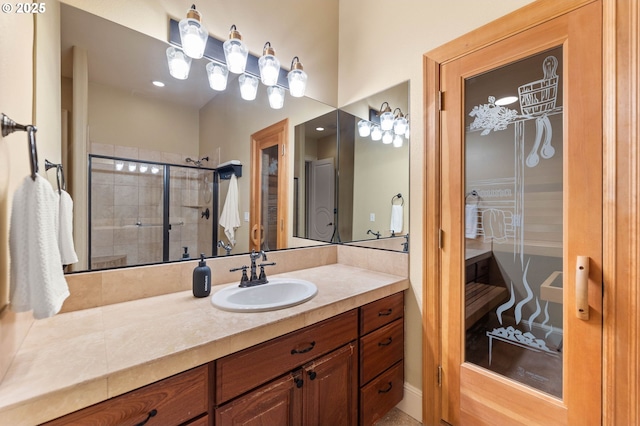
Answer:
[230, 250, 276, 287]
[402, 234, 409, 252]
[217, 240, 232, 256]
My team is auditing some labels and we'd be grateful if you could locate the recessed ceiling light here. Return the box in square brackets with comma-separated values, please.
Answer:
[495, 96, 518, 106]
[316, 127, 325, 131]
[152, 80, 165, 87]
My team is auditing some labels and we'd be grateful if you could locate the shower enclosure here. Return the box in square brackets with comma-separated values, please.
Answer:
[88, 155, 218, 270]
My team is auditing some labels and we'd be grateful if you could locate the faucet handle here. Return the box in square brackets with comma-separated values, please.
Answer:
[257, 262, 276, 283]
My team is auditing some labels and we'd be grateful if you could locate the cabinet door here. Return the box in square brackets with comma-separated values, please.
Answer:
[215, 372, 302, 426]
[303, 343, 357, 426]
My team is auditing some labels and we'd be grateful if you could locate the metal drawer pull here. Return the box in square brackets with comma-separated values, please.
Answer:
[294, 377, 304, 388]
[378, 309, 393, 316]
[291, 341, 316, 354]
[308, 370, 317, 380]
[378, 337, 393, 347]
[378, 382, 393, 394]
[135, 409, 157, 426]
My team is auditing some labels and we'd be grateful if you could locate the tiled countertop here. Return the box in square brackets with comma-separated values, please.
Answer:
[0, 263, 408, 425]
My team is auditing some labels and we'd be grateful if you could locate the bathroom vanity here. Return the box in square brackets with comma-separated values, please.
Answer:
[43, 293, 404, 426]
[0, 246, 409, 426]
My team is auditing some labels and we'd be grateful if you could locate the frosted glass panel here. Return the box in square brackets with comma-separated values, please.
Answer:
[464, 47, 563, 398]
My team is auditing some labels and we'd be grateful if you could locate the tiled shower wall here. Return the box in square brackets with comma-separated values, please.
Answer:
[90, 143, 214, 269]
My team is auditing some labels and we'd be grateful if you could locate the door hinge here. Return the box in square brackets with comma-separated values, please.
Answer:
[438, 228, 444, 249]
[438, 91, 444, 111]
[438, 365, 442, 387]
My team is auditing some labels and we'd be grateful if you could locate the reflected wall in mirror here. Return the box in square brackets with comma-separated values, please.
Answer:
[293, 81, 410, 252]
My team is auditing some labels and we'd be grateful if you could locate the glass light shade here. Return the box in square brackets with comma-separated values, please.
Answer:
[166, 47, 191, 80]
[224, 27, 248, 74]
[259, 53, 281, 86]
[358, 120, 371, 137]
[114, 161, 124, 171]
[393, 116, 408, 135]
[178, 17, 208, 59]
[405, 126, 410, 139]
[371, 125, 382, 141]
[380, 111, 394, 131]
[206, 61, 229, 91]
[382, 130, 393, 144]
[151, 165, 160, 174]
[239, 74, 259, 100]
[393, 134, 404, 147]
[127, 162, 137, 172]
[139, 163, 149, 173]
[287, 68, 307, 97]
[267, 86, 285, 109]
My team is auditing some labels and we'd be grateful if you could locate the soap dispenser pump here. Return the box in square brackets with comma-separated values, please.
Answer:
[192, 253, 211, 298]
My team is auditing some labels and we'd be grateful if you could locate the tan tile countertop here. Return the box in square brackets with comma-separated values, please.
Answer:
[0, 263, 408, 425]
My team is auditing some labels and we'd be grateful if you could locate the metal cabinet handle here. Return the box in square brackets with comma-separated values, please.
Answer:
[378, 308, 393, 317]
[135, 409, 157, 426]
[378, 337, 393, 347]
[291, 341, 316, 354]
[576, 256, 589, 320]
[378, 382, 393, 394]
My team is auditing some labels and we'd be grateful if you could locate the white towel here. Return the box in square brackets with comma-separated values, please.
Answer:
[10, 175, 69, 319]
[219, 174, 241, 246]
[465, 204, 478, 238]
[390, 204, 403, 234]
[58, 189, 78, 265]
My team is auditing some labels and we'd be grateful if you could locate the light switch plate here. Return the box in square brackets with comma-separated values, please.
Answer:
[370, 213, 375, 221]
[244, 212, 249, 222]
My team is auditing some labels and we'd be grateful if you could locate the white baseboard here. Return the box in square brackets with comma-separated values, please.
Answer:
[395, 382, 422, 423]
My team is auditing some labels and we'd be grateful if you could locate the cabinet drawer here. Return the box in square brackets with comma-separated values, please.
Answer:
[216, 309, 358, 404]
[359, 292, 404, 335]
[359, 319, 404, 385]
[359, 361, 404, 426]
[44, 365, 209, 426]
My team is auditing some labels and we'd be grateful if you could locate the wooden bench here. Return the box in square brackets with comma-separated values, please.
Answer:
[465, 282, 509, 330]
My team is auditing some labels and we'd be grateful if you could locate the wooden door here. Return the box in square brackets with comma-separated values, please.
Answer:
[435, 1, 602, 424]
[308, 158, 335, 242]
[250, 119, 289, 252]
[302, 343, 357, 426]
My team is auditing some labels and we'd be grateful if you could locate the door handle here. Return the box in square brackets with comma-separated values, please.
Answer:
[576, 256, 589, 320]
[251, 224, 259, 246]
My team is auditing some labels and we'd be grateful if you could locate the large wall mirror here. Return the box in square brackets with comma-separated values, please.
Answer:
[58, 4, 409, 273]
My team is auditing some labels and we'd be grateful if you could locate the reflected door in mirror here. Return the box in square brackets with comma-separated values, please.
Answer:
[250, 119, 290, 252]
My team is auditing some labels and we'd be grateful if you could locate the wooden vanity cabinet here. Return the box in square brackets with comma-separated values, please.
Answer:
[43, 364, 210, 426]
[358, 292, 405, 426]
[215, 310, 358, 425]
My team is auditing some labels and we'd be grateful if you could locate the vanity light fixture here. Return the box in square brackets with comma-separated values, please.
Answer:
[239, 74, 259, 100]
[316, 127, 325, 131]
[379, 102, 394, 131]
[128, 162, 137, 172]
[139, 163, 149, 173]
[371, 124, 382, 141]
[393, 134, 404, 148]
[114, 160, 124, 171]
[178, 5, 208, 59]
[223, 25, 248, 74]
[267, 86, 285, 109]
[404, 114, 410, 138]
[151, 165, 160, 174]
[166, 46, 192, 80]
[258, 42, 281, 86]
[287, 57, 307, 97]
[382, 130, 394, 144]
[392, 108, 408, 136]
[206, 61, 229, 91]
[358, 120, 372, 137]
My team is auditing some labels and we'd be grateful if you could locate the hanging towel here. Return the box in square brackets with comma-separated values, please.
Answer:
[390, 204, 403, 234]
[58, 189, 78, 265]
[219, 174, 241, 246]
[482, 208, 507, 243]
[465, 204, 478, 238]
[9, 174, 69, 319]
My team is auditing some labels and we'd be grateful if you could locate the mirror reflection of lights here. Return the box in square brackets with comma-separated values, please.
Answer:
[315, 127, 325, 131]
[151, 165, 160, 174]
[114, 161, 124, 171]
[139, 164, 149, 173]
[152, 80, 165, 87]
[128, 162, 137, 172]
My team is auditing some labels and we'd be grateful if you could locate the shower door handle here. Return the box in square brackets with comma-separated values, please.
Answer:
[576, 256, 589, 320]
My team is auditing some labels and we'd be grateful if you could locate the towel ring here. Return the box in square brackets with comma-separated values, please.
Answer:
[392, 193, 404, 206]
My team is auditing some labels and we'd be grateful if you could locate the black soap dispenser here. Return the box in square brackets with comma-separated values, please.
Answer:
[192, 253, 211, 298]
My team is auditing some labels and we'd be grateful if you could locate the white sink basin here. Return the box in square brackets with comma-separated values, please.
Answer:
[211, 278, 318, 312]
